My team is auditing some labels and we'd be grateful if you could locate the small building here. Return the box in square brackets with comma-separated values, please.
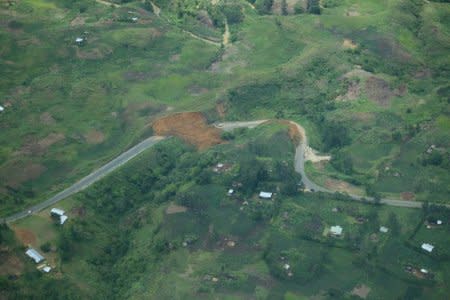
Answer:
[75, 37, 84, 44]
[330, 225, 343, 236]
[436, 220, 442, 225]
[421, 243, 434, 253]
[60, 215, 68, 225]
[259, 192, 273, 199]
[42, 266, 52, 273]
[420, 268, 428, 274]
[283, 263, 290, 270]
[227, 189, 234, 196]
[51, 208, 65, 216]
[25, 248, 44, 264]
[131, 17, 138, 22]
[379, 226, 389, 233]
[0, 105, 4, 112]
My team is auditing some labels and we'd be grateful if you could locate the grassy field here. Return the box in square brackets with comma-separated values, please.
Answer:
[1, 0, 449, 219]
[2, 124, 449, 299]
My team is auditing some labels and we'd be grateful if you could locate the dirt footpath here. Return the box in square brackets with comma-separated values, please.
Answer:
[152, 112, 223, 150]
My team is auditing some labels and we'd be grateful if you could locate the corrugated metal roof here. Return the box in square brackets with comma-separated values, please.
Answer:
[259, 192, 273, 199]
[25, 248, 44, 263]
[60, 215, 68, 225]
[51, 208, 65, 216]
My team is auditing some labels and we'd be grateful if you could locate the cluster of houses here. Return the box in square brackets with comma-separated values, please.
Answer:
[25, 248, 52, 273]
[23, 207, 69, 273]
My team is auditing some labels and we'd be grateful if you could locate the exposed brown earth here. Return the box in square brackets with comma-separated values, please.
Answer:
[152, 112, 223, 150]
[2, 162, 46, 189]
[13, 227, 36, 246]
[166, 203, 188, 214]
[365, 76, 393, 106]
[0, 254, 24, 276]
[84, 129, 105, 144]
[39, 112, 56, 125]
[15, 133, 64, 156]
[401, 192, 415, 200]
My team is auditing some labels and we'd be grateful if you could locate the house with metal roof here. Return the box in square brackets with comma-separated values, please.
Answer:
[421, 243, 434, 253]
[259, 192, 273, 199]
[25, 248, 44, 263]
[330, 225, 343, 236]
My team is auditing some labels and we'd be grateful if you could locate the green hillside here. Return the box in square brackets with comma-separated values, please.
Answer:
[0, 0, 449, 299]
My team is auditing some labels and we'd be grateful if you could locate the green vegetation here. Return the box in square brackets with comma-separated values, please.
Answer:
[2, 125, 450, 299]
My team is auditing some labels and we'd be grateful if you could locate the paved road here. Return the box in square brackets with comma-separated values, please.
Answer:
[3, 118, 441, 224]
[3, 136, 166, 223]
[216, 120, 429, 209]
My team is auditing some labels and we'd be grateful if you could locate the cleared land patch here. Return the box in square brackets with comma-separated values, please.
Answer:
[152, 112, 223, 150]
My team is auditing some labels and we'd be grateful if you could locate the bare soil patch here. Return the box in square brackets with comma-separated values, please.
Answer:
[336, 80, 360, 101]
[39, 112, 56, 125]
[325, 178, 361, 195]
[343, 39, 357, 50]
[70, 16, 86, 26]
[2, 162, 46, 188]
[401, 192, 415, 200]
[38, 133, 65, 149]
[152, 112, 223, 150]
[70, 206, 86, 218]
[0, 254, 24, 276]
[76, 45, 113, 60]
[351, 284, 371, 299]
[13, 228, 36, 246]
[166, 203, 188, 214]
[216, 102, 226, 119]
[365, 76, 393, 106]
[84, 129, 105, 144]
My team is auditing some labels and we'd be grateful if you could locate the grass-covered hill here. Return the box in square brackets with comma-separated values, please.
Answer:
[2, 124, 450, 299]
[1, 0, 449, 218]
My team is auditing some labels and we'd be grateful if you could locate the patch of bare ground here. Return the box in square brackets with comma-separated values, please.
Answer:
[351, 284, 371, 299]
[343, 38, 358, 50]
[39, 112, 56, 125]
[365, 76, 393, 106]
[13, 227, 36, 246]
[196, 10, 214, 27]
[2, 162, 46, 189]
[324, 178, 361, 195]
[0, 253, 24, 276]
[401, 192, 415, 200]
[76, 45, 113, 60]
[336, 80, 360, 102]
[216, 102, 226, 118]
[343, 68, 373, 79]
[70, 206, 86, 218]
[15, 133, 65, 156]
[70, 15, 86, 26]
[166, 203, 188, 214]
[152, 112, 223, 150]
[170, 54, 180, 62]
[84, 129, 105, 144]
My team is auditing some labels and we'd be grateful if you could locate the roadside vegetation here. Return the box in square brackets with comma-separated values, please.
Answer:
[2, 124, 450, 299]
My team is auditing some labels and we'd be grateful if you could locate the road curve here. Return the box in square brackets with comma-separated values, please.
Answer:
[3, 118, 442, 224]
[2, 136, 166, 223]
[216, 120, 431, 209]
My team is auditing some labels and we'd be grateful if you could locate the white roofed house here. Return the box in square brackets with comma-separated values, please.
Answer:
[421, 243, 434, 253]
[259, 192, 273, 199]
[51, 208, 65, 216]
[25, 248, 44, 263]
[50, 208, 68, 225]
[330, 225, 343, 236]
[0, 105, 4, 112]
